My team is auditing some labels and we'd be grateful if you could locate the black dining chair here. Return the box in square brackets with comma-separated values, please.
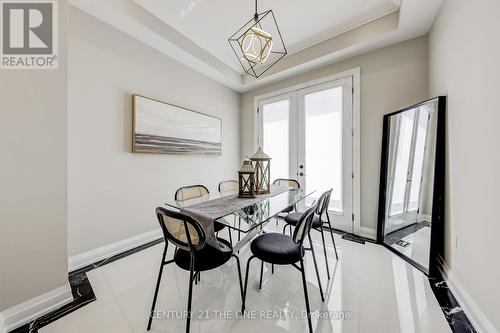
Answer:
[147, 207, 243, 333]
[241, 203, 323, 333]
[175, 185, 231, 284]
[272, 178, 300, 231]
[283, 189, 339, 279]
[273, 178, 300, 216]
[175, 185, 229, 242]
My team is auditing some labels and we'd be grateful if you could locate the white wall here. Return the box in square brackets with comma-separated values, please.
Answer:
[240, 37, 429, 231]
[0, 0, 69, 315]
[429, 0, 500, 331]
[67, 8, 240, 257]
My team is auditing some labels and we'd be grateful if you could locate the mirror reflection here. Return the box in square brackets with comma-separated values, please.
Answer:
[383, 99, 439, 272]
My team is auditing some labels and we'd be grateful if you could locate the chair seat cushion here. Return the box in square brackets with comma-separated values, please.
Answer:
[214, 222, 225, 232]
[174, 238, 232, 272]
[284, 212, 322, 228]
[280, 205, 294, 214]
[250, 233, 304, 265]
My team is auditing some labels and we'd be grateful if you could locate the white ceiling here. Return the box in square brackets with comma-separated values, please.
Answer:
[69, 0, 443, 92]
[134, 0, 400, 73]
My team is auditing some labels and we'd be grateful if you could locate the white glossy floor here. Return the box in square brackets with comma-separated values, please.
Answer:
[41, 225, 451, 333]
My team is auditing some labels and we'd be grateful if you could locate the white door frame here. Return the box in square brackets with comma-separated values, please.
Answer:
[253, 68, 361, 235]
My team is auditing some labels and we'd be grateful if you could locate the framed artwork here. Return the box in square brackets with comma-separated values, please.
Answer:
[132, 94, 222, 155]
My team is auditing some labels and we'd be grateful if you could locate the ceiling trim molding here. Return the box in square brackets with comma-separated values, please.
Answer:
[286, 2, 399, 55]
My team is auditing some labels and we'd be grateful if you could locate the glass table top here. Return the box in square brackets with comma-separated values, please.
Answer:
[165, 188, 314, 232]
[216, 189, 313, 232]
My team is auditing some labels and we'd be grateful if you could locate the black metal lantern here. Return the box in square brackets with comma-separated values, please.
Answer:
[228, 0, 287, 78]
[238, 158, 256, 198]
[251, 148, 271, 195]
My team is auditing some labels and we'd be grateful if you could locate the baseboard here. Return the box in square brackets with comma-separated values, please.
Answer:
[0, 283, 72, 333]
[417, 214, 432, 223]
[68, 228, 163, 272]
[442, 263, 498, 333]
[359, 226, 376, 240]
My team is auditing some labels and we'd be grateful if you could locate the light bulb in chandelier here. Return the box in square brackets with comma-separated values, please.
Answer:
[240, 26, 273, 65]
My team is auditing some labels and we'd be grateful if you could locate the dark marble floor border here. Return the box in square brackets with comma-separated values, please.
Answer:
[430, 277, 477, 333]
[10, 233, 475, 333]
[333, 227, 376, 244]
[71, 237, 164, 275]
[10, 238, 164, 333]
[385, 222, 431, 245]
[10, 270, 96, 333]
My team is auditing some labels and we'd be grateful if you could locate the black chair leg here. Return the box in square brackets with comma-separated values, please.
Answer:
[147, 243, 168, 331]
[237, 218, 241, 254]
[308, 234, 325, 302]
[326, 214, 339, 260]
[232, 254, 244, 301]
[258, 260, 264, 290]
[299, 259, 313, 333]
[242, 255, 256, 312]
[272, 264, 274, 274]
[318, 226, 331, 279]
[186, 255, 195, 333]
[282, 223, 288, 235]
[228, 227, 233, 246]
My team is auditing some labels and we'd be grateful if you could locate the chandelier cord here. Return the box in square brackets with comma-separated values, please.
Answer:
[254, 0, 258, 20]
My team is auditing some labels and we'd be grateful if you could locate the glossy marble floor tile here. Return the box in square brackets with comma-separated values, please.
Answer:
[40, 227, 454, 333]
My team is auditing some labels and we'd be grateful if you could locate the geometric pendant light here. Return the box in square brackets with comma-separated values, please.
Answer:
[228, 0, 287, 78]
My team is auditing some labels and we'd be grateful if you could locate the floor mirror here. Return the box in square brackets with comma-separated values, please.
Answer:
[377, 96, 446, 277]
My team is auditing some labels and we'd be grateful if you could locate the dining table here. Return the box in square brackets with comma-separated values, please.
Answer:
[164, 185, 315, 252]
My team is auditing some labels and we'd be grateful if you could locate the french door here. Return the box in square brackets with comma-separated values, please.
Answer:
[257, 77, 354, 231]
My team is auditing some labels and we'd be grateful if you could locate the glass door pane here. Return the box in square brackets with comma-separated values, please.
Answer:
[257, 76, 354, 233]
[303, 87, 343, 211]
[261, 98, 292, 182]
[389, 110, 416, 216]
[408, 108, 429, 211]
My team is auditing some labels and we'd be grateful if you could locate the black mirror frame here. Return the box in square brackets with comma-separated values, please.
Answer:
[376, 96, 446, 278]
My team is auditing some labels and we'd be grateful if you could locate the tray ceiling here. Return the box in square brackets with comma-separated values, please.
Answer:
[69, 0, 443, 92]
[135, 0, 401, 73]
